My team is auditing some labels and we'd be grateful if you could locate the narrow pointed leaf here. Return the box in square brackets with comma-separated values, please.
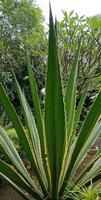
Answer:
[73, 81, 90, 133]
[0, 84, 39, 178]
[13, 74, 48, 194]
[70, 92, 101, 170]
[0, 126, 43, 197]
[69, 121, 101, 179]
[0, 159, 40, 198]
[65, 39, 81, 140]
[26, 53, 50, 190]
[60, 92, 101, 194]
[0, 173, 36, 200]
[75, 151, 101, 185]
[0, 111, 6, 126]
[59, 40, 81, 193]
[45, 7, 65, 196]
[80, 157, 101, 185]
[26, 51, 45, 158]
[59, 138, 77, 191]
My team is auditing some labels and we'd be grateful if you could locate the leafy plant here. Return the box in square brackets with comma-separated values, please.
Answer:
[65, 182, 101, 200]
[0, 111, 12, 130]
[58, 11, 101, 92]
[0, 7, 101, 200]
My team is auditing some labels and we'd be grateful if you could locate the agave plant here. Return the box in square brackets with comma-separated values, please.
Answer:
[0, 8, 101, 200]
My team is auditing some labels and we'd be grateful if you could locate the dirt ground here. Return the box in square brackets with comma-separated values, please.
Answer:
[0, 138, 100, 200]
[0, 185, 24, 200]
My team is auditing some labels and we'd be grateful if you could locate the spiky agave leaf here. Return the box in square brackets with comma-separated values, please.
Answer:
[45, 6, 66, 199]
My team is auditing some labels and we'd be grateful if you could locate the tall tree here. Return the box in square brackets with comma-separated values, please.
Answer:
[57, 11, 101, 93]
[0, 0, 46, 108]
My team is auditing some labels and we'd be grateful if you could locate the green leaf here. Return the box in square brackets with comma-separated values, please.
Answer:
[65, 39, 81, 143]
[60, 92, 101, 194]
[59, 40, 81, 192]
[0, 84, 37, 174]
[74, 151, 101, 185]
[70, 92, 101, 169]
[26, 51, 45, 158]
[59, 137, 77, 191]
[80, 157, 101, 185]
[69, 10, 74, 17]
[0, 111, 6, 127]
[13, 74, 48, 195]
[0, 173, 35, 200]
[69, 121, 101, 179]
[26, 52, 50, 190]
[0, 126, 42, 197]
[45, 6, 65, 197]
[73, 81, 90, 134]
[0, 159, 40, 199]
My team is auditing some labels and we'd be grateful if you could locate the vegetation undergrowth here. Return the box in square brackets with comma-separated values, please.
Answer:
[65, 181, 101, 200]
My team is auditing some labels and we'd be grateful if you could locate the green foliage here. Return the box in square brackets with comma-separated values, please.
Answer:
[0, 8, 101, 200]
[57, 11, 101, 92]
[0, 111, 12, 130]
[7, 128, 21, 150]
[65, 182, 101, 200]
[0, 0, 45, 62]
[0, 0, 46, 111]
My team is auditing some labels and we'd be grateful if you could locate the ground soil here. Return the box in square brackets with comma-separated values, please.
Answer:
[0, 185, 24, 200]
[0, 138, 100, 200]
